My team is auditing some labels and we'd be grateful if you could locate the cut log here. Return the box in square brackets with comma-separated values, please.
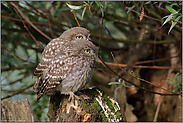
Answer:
[1, 99, 34, 122]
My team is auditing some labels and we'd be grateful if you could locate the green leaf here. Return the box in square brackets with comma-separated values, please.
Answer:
[145, 1, 151, 4]
[168, 77, 174, 82]
[116, 85, 123, 90]
[174, 72, 180, 81]
[162, 15, 170, 19]
[153, 2, 158, 4]
[170, 3, 176, 6]
[121, 81, 126, 86]
[173, 86, 178, 92]
[66, 3, 83, 10]
[162, 14, 173, 26]
[127, 3, 139, 13]
[158, 2, 163, 7]
[139, 2, 143, 9]
[166, 6, 178, 14]
[168, 15, 182, 34]
[167, 80, 175, 85]
[45, 1, 53, 10]
[56, 1, 61, 9]
[178, 76, 182, 84]
[168, 21, 176, 34]
[95, 1, 103, 7]
[108, 82, 121, 85]
[90, 1, 94, 5]
[121, 81, 131, 88]
[81, 7, 87, 20]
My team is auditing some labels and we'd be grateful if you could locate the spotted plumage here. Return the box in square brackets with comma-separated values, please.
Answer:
[33, 27, 95, 101]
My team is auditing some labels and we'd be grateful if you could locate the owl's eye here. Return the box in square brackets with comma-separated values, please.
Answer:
[84, 49, 90, 53]
[76, 35, 83, 39]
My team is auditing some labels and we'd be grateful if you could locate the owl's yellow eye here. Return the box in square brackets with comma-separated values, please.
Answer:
[76, 35, 83, 39]
[84, 49, 90, 53]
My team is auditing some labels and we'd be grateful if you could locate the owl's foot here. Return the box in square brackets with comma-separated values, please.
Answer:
[68, 92, 80, 103]
[66, 100, 80, 114]
[66, 92, 80, 113]
[77, 91, 90, 100]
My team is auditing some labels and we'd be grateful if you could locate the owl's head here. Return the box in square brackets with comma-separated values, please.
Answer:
[63, 39, 96, 58]
[60, 27, 90, 41]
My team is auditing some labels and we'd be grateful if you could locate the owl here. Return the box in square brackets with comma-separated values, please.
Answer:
[33, 27, 95, 101]
[33, 27, 90, 79]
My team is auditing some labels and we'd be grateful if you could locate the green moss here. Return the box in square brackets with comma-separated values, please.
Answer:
[78, 87, 123, 122]
[116, 112, 123, 121]
[100, 111, 108, 122]
[92, 99, 102, 111]
[105, 97, 115, 112]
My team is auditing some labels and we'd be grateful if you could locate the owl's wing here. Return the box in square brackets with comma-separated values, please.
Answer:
[36, 55, 77, 101]
[33, 38, 65, 77]
[33, 56, 52, 77]
[33, 50, 55, 94]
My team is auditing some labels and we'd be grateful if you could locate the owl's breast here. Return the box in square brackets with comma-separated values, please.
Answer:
[56, 57, 95, 94]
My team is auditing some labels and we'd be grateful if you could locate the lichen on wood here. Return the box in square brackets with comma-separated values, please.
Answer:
[47, 87, 123, 122]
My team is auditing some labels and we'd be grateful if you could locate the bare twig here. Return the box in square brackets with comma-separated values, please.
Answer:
[67, 1, 81, 27]
[1, 83, 34, 100]
[15, 1, 71, 28]
[98, 56, 180, 96]
[153, 69, 172, 122]
[110, 52, 178, 94]
[12, 5, 44, 49]
[2, 46, 36, 64]
[25, 1, 45, 17]
[170, 18, 182, 24]
[1, 72, 32, 86]
[97, 1, 105, 57]
[125, 6, 162, 22]
[95, 66, 114, 77]
[10, 2, 52, 41]
[96, 59, 182, 69]
[2, 64, 37, 72]
[132, 54, 179, 65]
[44, 3, 54, 38]
[1, 15, 47, 25]
[1, 51, 36, 83]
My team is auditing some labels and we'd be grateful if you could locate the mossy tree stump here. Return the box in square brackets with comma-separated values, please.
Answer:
[47, 87, 123, 122]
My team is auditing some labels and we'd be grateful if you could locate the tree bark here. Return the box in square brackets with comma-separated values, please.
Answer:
[1, 99, 34, 122]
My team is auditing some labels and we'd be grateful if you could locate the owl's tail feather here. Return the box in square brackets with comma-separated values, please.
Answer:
[36, 78, 61, 101]
[33, 76, 42, 92]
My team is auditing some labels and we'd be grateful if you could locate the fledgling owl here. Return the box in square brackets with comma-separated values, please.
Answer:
[33, 27, 95, 101]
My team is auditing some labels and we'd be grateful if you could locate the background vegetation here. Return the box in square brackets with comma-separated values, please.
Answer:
[1, 1, 182, 122]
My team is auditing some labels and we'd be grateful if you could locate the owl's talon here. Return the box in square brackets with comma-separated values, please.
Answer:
[66, 93, 79, 113]
[77, 91, 90, 100]
[66, 102, 72, 114]
[68, 92, 80, 102]
[83, 95, 90, 100]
